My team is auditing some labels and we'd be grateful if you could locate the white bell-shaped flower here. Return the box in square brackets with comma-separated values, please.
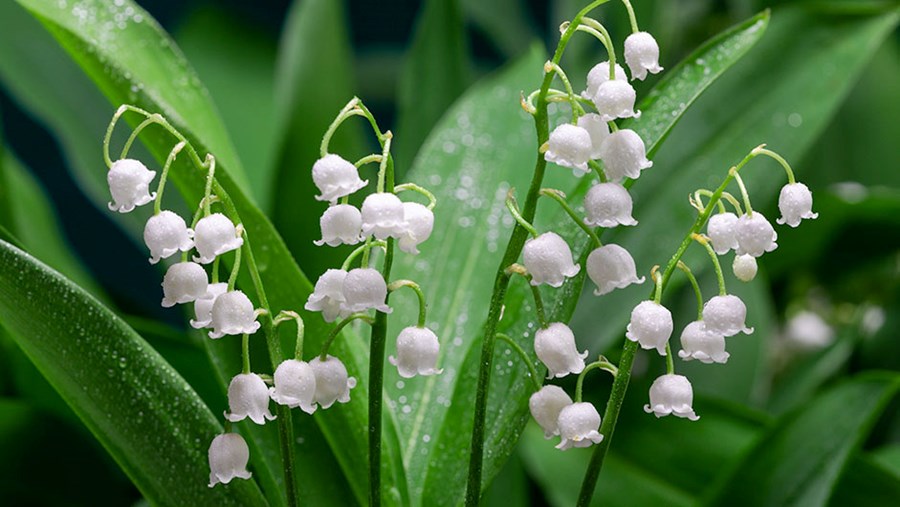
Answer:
[598, 129, 652, 181]
[309, 355, 357, 409]
[586, 244, 645, 296]
[143, 210, 194, 265]
[225, 373, 276, 425]
[107, 159, 156, 213]
[208, 290, 261, 339]
[576, 113, 609, 159]
[785, 311, 834, 350]
[305, 269, 347, 322]
[208, 433, 251, 487]
[389, 326, 443, 378]
[545, 124, 592, 175]
[644, 374, 699, 420]
[523, 232, 581, 288]
[341, 268, 392, 314]
[312, 154, 368, 204]
[777, 182, 818, 227]
[529, 385, 573, 438]
[314, 204, 364, 247]
[592, 79, 640, 122]
[584, 182, 638, 227]
[269, 359, 317, 414]
[707, 212, 739, 254]
[161, 261, 208, 308]
[191, 282, 227, 329]
[397, 202, 434, 255]
[534, 322, 588, 378]
[626, 300, 673, 355]
[624, 32, 663, 81]
[193, 213, 243, 264]
[703, 294, 753, 337]
[735, 212, 778, 257]
[732, 254, 758, 282]
[678, 321, 729, 364]
[361, 192, 406, 240]
[582, 61, 627, 101]
[555, 402, 604, 450]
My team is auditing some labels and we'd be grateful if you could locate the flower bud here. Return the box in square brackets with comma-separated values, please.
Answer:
[707, 212, 739, 254]
[208, 433, 251, 487]
[544, 124, 592, 175]
[143, 210, 194, 264]
[225, 373, 276, 425]
[582, 61, 627, 101]
[312, 154, 368, 204]
[624, 32, 663, 81]
[584, 182, 638, 227]
[361, 193, 406, 240]
[576, 113, 609, 159]
[702, 294, 753, 337]
[523, 232, 581, 288]
[314, 204, 364, 247]
[732, 254, 757, 282]
[529, 385, 573, 439]
[677, 321, 729, 364]
[598, 129, 652, 181]
[191, 282, 228, 329]
[269, 359, 317, 414]
[161, 261, 208, 308]
[341, 268, 392, 314]
[305, 269, 347, 322]
[777, 182, 817, 227]
[592, 80, 640, 122]
[555, 402, 604, 450]
[735, 212, 778, 257]
[586, 244, 645, 296]
[644, 374, 699, 420]
[208, 290, 261, 339]
[389, 326, 443, 378]
[626, 300, 673, 355]
[397, 202, 434, 255]
[193, 213, 243, 264]
[107, 158, 156, 213]
[309, 355, 356, 409]
[534, 322, 587, 378]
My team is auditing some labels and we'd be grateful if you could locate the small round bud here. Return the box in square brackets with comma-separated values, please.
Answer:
[225, 373, 276, 425]
[309, 355, 357, 409]
[624, 32, 663, 81]
[644, 374, 699, 420]
[191, 282, 228, 329]
[193, 213, 243, 264]
[584, 182, 638, 228]
[361, 193, 406, 240]
[678, 321, 729, 364]
[107, 159, 156, 213]
[534, 322, 588, 379]
[576, 113, 609, 160]
[312, 154, 368, 204]
[269, 359, 317, 414]
[732, 254, 758, 282]
[397, 202, 434, 255]
[735, 212, 778, 257]
[208, 290, 260, 339]
[586, 244, 645, 296]
[161, 261, 208, 308]
[626, 300, 673, 356]
[545, 124, 592, 175]
[555, 402, 604, 450]
[777, 182, 818, 227]
[702, 294, 753, 337]
[341, 268, 392, 314]
[315, 204, 364, 247]
[389, 326, 443, 378]
[592, 79, 640, 122]
[208, 433, 251, 487]
[598, 129, 652, 181]
[529, 385, 573, 439]
[144, 210, 194, 265]
[707, 212, 739, 254]
[305, 269, 348, 322]
[522, 232, 581, 288]
[582, 61, 627, 101]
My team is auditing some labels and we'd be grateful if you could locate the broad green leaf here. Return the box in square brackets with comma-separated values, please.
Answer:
[0, 239, 267, 506]
[706, 373, 900, 507]
[829, 454, 900, 507]
[461, 0, 536, 59]
[384, 11, 769, 505]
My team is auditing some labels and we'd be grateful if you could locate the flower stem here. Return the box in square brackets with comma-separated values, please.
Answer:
[341, 240, 387, 271]
[539, 188, 602, 248]
[676, 261, 703, 319]
[619, 0, 639, 33]
[665, 342, 674, 374]
[241, 333, 251, 374]
[319, 313, 376, 360]
[395, 183, 437, 210]
[274, 311, 306, 360]
[575, 358, 617, 402]
[495, 333, 542, 391]
[579, 18, 618, 80]
[387, 280, 427, 328]
[751, 145, 796, 184]
[153, 141, 185, 215]
[506, 190, 540, 238]
[693, 234, 727, 296]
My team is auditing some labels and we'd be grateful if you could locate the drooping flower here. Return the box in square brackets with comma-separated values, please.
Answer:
[208, 290, 261, 339]
[582, 61, 627, 100]
[777, 182, 818, 227]
[555, 402, 604, 450]
[312, 154, 368, 204]
[107, 158, 156, 213]
[735, 212, 778, 257]
[143, 210, 194, 264]
[707, 212, 739, 254]
[677, 321, 729, 364]
[702, 294, 753, 337]
[534, 322, 588, 378]
[529, 385, 573, 439]
[584, 182, 638, 227]
[592, 79, 640, 121]
[397, 202, 434, 255]
[522, 232, 581, 288]
[208, 433, 251, 487]
[161, 261, 208, 308]
[598, 129, 652, 181]
[341, 268, 392, 314]
[624, 32, 663, 81]
[644, 374, 699, 421]
[389, 326, 443, 378]
[309, 355, 357, 409]
[361, 193, 406, 240]
[586, 244, 645, 296]
[732, 254, 758, 282]
[626, 300, 673, 355]
[225, 373, 276, 425]
[269, 359, 317, 414]
[191, 282, 228, 329]
[544, 124, 592, 175]
[193, 213, 243, 264]
[785, 311, 834, 350]
[314, 204, 364, 247]
[305, 269, 348, 322]
[576, 113, 609, 159]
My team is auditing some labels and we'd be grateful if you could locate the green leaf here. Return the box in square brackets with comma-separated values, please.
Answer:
[829, 454, 900, 507]
[706, 373, 900, 507]
[386, 11, 770, 505]
[0, 239, 267, 506]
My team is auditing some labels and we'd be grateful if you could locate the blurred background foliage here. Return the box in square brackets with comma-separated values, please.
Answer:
[0, 0, 897, 505]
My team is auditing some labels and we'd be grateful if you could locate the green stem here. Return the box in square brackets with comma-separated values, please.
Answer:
[619, 0, 639, 33]
[730, 169, 753, 214]
[575, 359, 617, 402]
[752, 146, 796, 184]
[354, 154, 383, 168]
[665, 342, 674, 374]
[120, 116, 163, 161]
[274, 311, 306, 360]
[153, 141, 186, 215]
[211, 256, 220, 284]
[694, 234, 726, 296]
[395, 183, 437, 210]
[693, 189, 727, 215]
[539, 188, 602, 248]
[203, 155, 216, 215]
[227, 236, 243, 291]
[579, 18, 618, 80]
[545, 61, 584, 120]
[387, 280, 427, 328]
[320, 97, 364, 157]
[241, 333, 251, 374]
[341, 240, 387, 271]
[676, 261, 704, 319]
[505, 265, 549, 328]
[495, 333, 542, 391]
[319, 313, 376, 360]
[588, 160, 609, 182]
[505, 190, 539, 238]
